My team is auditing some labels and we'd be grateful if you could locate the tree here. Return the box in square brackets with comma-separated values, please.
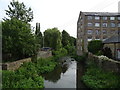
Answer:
[5, 0, 33, 23]
[88, 40, 103, 54]
[35, 23, 43, 48]
[2, 18, 37, 62]
[44, 28, 62, 50]
[102, 47, 112, 58]
[61, 30, 76, 55]
[69, 36, 76, 46]
[61, 30, 70, 47]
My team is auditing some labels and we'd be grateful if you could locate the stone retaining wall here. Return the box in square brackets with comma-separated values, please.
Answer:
[88, 53, 120, 73]
[1, 58, 31, 71]
[37, 51, 52, 59]
[1, 51, 52, 71]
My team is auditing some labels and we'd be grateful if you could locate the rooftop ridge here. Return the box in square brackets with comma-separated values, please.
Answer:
[80, 11, 120, 16]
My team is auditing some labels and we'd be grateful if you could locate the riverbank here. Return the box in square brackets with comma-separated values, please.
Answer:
[43, 57, 77, 88]
[82, 60, 120, 88]
[2, 57, 57, 88]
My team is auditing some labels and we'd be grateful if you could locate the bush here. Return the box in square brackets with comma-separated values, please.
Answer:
[2, 57, 57, 88]
[2, 70, 44, 88]
[82, 60, 120, 88]
[102, 47, 112, 59]
[52, 48, 68, 59]
[88, 40, 103, 55]
[35, 58, 57, 74]
[65, 45, 76, 56]
[72, 53, 88, 62]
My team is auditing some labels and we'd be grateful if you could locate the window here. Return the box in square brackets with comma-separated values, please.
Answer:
[87, 23, 93, 27]
[87, 30, 93, 34]
[87, 16, 93, 20]
[103, 17, 107, 20]
[88, 36, 92, 39]
[118, 23, 120, 27]
[111, 30, 115, 34]
[102, 23, 107, 27]
[103, 36, 107, 40]
[102, 30, 107, 34]
[95, 16, 100, 20]
[118, 17, 120, 20]
[115, 30, 118, 34]
[110, 23, 115, 27]
[96, 36, 100, 40]
[110, 17, 115, 20]
[95, 23, 100, 27]
[95, 30, 100, 35]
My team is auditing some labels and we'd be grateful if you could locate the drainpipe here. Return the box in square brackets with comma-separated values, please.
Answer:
[114, 43, 116, 59]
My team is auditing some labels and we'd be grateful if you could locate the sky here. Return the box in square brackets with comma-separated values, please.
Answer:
[0, 0, 119, 37]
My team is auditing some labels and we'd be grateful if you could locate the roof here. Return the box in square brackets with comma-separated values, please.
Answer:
[103, 35, 120, 44]
[82, 12, 120, 16]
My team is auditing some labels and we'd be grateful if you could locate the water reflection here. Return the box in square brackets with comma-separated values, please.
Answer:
[42, 65, 62, 83]
[42, 57, 76, 88]
[42, 57, 86, 88]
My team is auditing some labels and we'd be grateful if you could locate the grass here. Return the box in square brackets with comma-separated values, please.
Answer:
[82, 60, 120, 89]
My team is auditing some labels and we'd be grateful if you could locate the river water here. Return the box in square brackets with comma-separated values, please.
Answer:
[42, 57, 86, 88]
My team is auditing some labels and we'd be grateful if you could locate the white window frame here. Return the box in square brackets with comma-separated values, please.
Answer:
[95, 16, 100, 20]
[118, 23, 120, 27]
[111, 23, 116, 27]
[103, 17, 107, 20]
[95, 23, 100, 27]
[110, 17, 115, 20]
[87, 16, 93, 20]
[87, 30, 93, 34]
[102, 23, 107, 27]
[88, 23, 93, 27]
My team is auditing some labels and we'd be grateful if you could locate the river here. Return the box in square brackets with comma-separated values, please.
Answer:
[42, 57, 86, 88]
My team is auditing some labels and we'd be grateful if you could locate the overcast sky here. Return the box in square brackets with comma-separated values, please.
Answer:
[0, 0, 119, 37]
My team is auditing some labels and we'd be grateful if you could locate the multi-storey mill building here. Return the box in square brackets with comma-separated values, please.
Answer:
[77, 11, 120, 55]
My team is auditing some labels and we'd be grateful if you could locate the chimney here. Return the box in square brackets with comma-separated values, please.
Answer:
[118, 1, 120, 13]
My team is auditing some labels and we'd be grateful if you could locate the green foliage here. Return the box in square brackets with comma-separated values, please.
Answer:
[35, 23, 43, 48]
[82, 61, 120, 88]
[61, 30, 76, 55]
[52, 48, 68, 60]
[35, 58, 57, 74]
[44, 28, 62, 50]
[69, 36, 76, 46]
[5, 0, 33, 23]
[88, 40, 103, 55]
[72, 53, 87, 62]
[2, 70, 44, 88]
[65, 45, 76, 56]
[62, 30, 70, 47]
[2, 18, 37, 62]
[102, 47, 112, 58]
[2, 57, 58, 88]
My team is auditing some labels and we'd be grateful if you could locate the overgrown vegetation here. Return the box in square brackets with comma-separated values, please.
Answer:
[102, 47, 112, 59]
[72, 53, 88, 62]
[88, 40, 103, 55]
[2, 70, 43, 88]
[82, 60, 120, 88]
[2, 57, 57, 88]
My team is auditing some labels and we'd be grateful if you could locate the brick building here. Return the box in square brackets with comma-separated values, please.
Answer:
[77, 11, 120, 55]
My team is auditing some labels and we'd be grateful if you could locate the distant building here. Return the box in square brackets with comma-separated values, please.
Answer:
[77, 11, 120, 55]
[103, 34, 120, 60]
